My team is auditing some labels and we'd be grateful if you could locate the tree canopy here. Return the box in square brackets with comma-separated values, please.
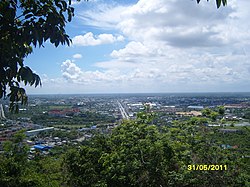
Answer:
[0, 109, 249, 186]
[62, 112, 249, 187]
[197, 0, 227, 8]
[0, 0, 81, 112]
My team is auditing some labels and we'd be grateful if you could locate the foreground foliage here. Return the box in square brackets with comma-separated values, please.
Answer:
[0, 111, 249, 187]
[64, 122, 175, 186]
[63, 113, 249, 187]
[0, 131, 63, 187]
[197, 0, 227, 8]
[0, 0, 79, 112]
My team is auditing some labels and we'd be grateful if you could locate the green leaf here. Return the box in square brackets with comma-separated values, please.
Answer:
[0, 0, 78, 112]
[216, 0, 222, 8]
[24, 13, 33, 19]
[61, 1, 67, 10]
[55, 39, 60, 47]
[65, 37, 71, 46]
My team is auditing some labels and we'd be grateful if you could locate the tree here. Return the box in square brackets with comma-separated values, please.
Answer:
[217, 106, 225, 116]
[63, 117, 177, 187]
[243, 111, 250, 120]
[197, 0, 227, 8]
[0, 131, 64, 187]
[0, 0, 84, 112]
[63, 112, 249, 187]
[201, 108, 219, 121]
[0, 131, 34, 186]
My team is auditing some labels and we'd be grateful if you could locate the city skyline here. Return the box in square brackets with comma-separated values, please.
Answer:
[25, 0, 250, 94]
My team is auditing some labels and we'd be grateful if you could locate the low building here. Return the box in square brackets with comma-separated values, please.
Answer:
[33, 144, 52, 151]
[26, 127, 54, 136]
[187, 106, 204, 110]
[176, 111, 202, 117]
[206, 124, 221, 127]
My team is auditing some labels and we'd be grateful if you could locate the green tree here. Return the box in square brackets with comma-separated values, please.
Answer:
[197, 0, 227, 8]
[63, 112, 249, 187]
[0, 131, 34, 186]
[0, 0, 84, 112]
[63, 118, 176, 187]
[210, 111, 219, 121]
[243, 110, 250, 120]
[165, 119, 249, 187]
[0, 131, 64, 187]
[202, 108, 212, 117]
[202, 108, 219, 121]
[217, 106, 225, 116]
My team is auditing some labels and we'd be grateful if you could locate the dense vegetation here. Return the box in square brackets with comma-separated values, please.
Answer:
[1, 110, 249, 187]
[0, 0, 80, 111]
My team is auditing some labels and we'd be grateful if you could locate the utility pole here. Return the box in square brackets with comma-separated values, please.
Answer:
[0, 104, 6, 119]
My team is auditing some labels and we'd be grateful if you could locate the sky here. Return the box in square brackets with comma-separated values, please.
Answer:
[25, 0, 250, 94]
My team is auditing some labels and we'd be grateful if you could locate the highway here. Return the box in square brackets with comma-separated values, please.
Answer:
[117, 101, 129, 119]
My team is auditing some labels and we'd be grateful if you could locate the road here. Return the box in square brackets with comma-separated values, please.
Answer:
[117, 101, 129, 119]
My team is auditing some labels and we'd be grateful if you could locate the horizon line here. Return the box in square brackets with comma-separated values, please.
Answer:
[27, 91, 250, 96]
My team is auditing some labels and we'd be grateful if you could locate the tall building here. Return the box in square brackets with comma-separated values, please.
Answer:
[0, 104, 6, 119]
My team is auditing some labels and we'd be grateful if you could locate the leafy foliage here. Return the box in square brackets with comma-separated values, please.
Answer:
[63, 118, 177, 187]
[197, 0, 227, 8]
[63, 113, 249, 187]
[0, 0, 84, 112]
[1, 110, 249, 186]
[0, 131, 64, 187]
[201, 108, 219, 121]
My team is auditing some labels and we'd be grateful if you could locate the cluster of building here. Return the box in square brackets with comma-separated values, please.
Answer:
[1, 93, 250, 158]
[0, 119, 42, 150]
[48, 108, 80, 117]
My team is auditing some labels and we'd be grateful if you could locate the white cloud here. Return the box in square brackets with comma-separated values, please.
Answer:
[57, 0, 250, 92]
[77, 3, 129, 29]
[59, 48, 250, 92]
[72, 32, 124, 46]
[72, 53, 83, 59]
[72, 0, 99, 5]
[118, 0, 237, 47]
[78, 0, 248, 48]
[61, 59, 125, 84]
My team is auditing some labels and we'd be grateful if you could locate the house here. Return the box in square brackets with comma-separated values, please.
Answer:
[33, 144, 52, 151]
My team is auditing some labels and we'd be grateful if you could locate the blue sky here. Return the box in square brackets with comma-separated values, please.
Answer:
[25, 0, 250, 94]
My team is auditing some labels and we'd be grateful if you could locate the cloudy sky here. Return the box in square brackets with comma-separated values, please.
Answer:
[25, 0, 250, 94]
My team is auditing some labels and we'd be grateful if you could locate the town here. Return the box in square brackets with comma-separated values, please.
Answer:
[0, 92, 250, 186]
[1, 93, 250, 157]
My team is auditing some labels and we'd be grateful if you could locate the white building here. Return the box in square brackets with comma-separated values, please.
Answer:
[26, 127, 54, 136]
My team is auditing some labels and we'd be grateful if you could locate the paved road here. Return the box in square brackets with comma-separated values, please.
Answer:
[117, 101, 129, 119]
